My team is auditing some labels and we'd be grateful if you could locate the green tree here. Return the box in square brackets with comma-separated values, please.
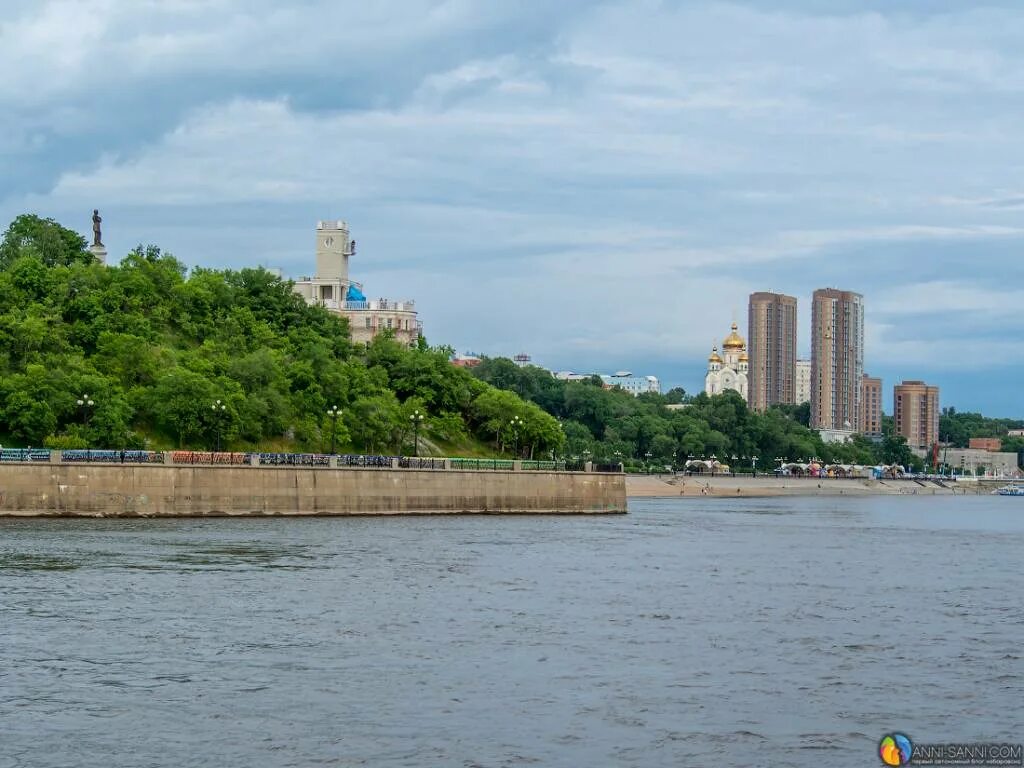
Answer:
[347, 393, 402, 453]
[148, 369, 217, 448]
[663, 387, 685, 404]
[0, 214, 91, 269]
[879, 432, 915, 468]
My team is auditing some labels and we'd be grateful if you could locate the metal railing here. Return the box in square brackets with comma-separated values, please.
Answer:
[342, 299, 416, 312]
[398, 457, 445, 470]
[1, 448, 53, 462]
[448, 458, 516, 471]
[521, 460, 568, 471]
[0, 448, 622, 473]
[62, 450, 165, 464]
[259, 453, 331, 467]
[337, 454, 395, 469]
[170, 451, 253, 465]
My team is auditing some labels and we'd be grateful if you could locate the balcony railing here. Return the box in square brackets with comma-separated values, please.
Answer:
[342, 299, 416, 312]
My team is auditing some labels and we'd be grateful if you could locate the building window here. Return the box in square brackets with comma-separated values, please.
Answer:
[387, 318, 393, 329]
[365, 317, 371, 329]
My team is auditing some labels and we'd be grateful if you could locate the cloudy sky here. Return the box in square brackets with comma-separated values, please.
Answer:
[3, 1, 1023, 415]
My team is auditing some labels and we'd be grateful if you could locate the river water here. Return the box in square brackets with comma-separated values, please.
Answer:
[1, 497, 1021, 768]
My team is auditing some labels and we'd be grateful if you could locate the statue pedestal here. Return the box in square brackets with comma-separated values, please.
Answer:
[89, 244, 107, 265]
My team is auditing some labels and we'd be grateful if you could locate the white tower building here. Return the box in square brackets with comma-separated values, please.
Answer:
[315, 220, 352, 283]
[292, 220, 421, 346]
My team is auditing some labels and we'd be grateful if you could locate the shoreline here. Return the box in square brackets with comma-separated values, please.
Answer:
[626, 474, 1000, 498]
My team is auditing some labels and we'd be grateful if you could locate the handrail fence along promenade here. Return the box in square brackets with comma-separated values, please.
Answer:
[0, 449, 622, 473]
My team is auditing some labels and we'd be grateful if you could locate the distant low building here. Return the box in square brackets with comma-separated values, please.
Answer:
[969, 437, 1003, 452]
[600, 372, 661, 396]
[794, 359, 811, 405]
[292, 220, 422, 346]
[554, 371, 594, 382]
[451, 353, 482, 368]
[1008, 429, 1024, 438]
[819, 427, 856, 444]
[943, 448, 1020, 477]
[553, 370, 660, 396]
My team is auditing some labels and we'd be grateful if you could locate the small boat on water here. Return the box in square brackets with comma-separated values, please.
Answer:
[993, 482, 1024, 496]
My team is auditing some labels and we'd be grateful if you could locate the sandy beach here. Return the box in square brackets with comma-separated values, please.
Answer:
[626, 474, 991, 498]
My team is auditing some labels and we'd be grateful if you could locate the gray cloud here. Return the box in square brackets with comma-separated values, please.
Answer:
[3, 0, 1024, 413]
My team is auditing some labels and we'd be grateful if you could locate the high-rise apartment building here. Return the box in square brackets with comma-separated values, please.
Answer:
[795, 359, 811, 404]
[894, 380, 940, 449]
[747, 292, 798, 411]
[810, 289, 864, 431]
[860, 374, 883, 436]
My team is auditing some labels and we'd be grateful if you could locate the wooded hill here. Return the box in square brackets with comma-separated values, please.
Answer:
[0, 214, 563, 456]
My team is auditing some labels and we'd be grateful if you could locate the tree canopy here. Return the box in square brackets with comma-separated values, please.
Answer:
[940, 407, 1024, 451]
[472, 357, 928, 470]
[0, 215, 563, 457]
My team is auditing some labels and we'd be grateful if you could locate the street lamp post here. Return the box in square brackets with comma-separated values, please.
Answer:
[410, 409, 424, 456]
[645, 451, 653, 474]
[77, 394, 96, 460]
[211, 399, 226, 452]
[732, 454, 739, 477]
[510, 416, 524, 458]
[710, 453, 717, 476]
[614, 450, 623, 471]
[327, 406, 341, 455]
[751, 455, 759, 477]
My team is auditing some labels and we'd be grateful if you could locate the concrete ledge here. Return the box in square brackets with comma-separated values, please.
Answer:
[0, 464, 627, 517]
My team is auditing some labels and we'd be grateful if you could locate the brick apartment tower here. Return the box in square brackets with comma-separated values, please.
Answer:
[860, 374, 883, 436]
[894, 380, 940, 449]
[810, 289, 864, 431]
[747, 292, 798, 411]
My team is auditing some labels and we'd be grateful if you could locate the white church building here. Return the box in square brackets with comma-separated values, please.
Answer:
[704, 322, 748, 398]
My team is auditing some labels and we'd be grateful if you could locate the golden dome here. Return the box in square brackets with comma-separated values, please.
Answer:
[708, 346, 722, 363]
[738, 351, 749, 362]
[722, 322, 746, 350]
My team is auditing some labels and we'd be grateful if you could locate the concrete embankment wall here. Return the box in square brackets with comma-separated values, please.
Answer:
[0, 464, 626, 517]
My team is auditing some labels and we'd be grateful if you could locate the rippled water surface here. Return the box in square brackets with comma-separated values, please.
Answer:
[2, 497, 1022, 767]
